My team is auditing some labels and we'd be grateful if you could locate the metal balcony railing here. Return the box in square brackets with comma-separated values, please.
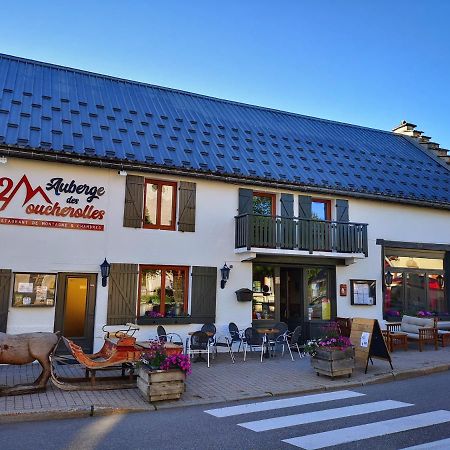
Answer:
[235, 214, 368, 256]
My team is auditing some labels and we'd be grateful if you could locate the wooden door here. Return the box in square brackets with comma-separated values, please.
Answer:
[55, 273, 97, 353]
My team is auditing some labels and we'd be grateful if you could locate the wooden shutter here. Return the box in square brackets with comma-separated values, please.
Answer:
[0, 269, 11, 332]
[280, 193, 294, 217]
[298, 195, 312, 219]
[123, 175, 144, 228]
[190, 266, 217, 323]
[280, 193, 294, 249]
[336, 199, 349, 222]
[106, 263, 138, 325]
[178, 181, 196, 232]
[238, 188, 253, 215]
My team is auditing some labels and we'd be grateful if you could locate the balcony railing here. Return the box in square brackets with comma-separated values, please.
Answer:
[235, 214, 368, 256]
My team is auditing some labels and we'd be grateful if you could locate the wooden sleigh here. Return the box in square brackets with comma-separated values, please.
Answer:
[51, 324, 184, 391]
[50, 335, 143, 391]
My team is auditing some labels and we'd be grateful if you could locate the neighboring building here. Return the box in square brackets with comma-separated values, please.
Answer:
[0, 54, 449, 351]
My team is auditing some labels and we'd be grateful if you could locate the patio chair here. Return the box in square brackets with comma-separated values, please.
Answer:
[214, 335, 235, 363]
[229, 322, 244, 352]
[157, 325, 184, 351]
[268, 322, 289, 355]
[243, 327, 265, 362]
[281, 326, 304, 360]
[187, 331, 211, 367]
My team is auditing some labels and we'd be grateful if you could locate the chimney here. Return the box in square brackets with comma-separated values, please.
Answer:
[393, 120, 450, 165]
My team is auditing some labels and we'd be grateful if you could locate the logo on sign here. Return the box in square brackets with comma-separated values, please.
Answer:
[0, 174, 106, 231]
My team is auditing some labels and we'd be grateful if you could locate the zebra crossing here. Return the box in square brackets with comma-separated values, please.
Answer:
[204, 389, 450, 449]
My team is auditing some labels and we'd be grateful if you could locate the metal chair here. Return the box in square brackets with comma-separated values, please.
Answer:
[269, 322, 289, 355]
[214, 335, 235, 363]
[243, 327, 265, 362]
[282, 326, 304, 360]
[187, 331, 211, 367]
[201, 323, 217, 336]
[156, 325, 184, 351]
[229, 322, 244, 352]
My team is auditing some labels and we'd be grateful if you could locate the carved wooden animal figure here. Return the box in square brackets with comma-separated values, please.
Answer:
[0, 332, 59, 390]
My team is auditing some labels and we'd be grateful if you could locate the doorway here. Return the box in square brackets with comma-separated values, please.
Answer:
[54, 273, 97, 353]
[280, 267, 303, 330]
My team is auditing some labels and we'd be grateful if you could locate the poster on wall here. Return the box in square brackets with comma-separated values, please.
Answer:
[13, 273, 56, 307]
[350, 279, 376, 305]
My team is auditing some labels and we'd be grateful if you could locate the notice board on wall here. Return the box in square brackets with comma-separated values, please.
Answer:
[350, 318, 393, 373]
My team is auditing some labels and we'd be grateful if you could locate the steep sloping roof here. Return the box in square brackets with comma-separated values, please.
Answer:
[0, 53, 449, 207]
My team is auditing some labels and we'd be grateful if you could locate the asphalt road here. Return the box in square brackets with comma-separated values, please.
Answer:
[2, 371, 450, 450]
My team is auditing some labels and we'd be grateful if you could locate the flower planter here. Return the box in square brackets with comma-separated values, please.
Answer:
[311, 347, 355, 379]
[137, 366, 186, 402]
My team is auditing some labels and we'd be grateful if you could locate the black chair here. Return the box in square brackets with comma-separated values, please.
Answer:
[243, 327, 265, 362]
[269, 322, 289, 355]
[229, 322, 244, 353]
[188, 331, 211, 367]
[282, 326, 304, 360]
[201, 323, 217, 336]
[156, 325, 184, 350]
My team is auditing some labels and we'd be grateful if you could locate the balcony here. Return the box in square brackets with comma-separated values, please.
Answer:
[235, 214, 368, 259]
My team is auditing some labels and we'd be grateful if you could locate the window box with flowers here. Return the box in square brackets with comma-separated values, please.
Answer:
[137, 341, 191, 402]
[304, 324, 354, 379]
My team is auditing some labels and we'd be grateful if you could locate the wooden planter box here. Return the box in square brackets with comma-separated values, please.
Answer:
[311, 347, 355, 379]
[137, 366, 186, 402]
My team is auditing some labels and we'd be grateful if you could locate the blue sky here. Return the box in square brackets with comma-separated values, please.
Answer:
[2, 0, 450, 147]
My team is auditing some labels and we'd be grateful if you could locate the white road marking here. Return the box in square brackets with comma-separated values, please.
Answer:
[238, 400, 412, 431]
[283, 410, 450, 449]
[399, 438, 450, 450]
[204, 390, 365, 418]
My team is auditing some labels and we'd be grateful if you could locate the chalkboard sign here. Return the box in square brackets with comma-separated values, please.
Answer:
[350, 318, 393, 373]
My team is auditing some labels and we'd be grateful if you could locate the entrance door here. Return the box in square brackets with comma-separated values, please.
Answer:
[55, 273, 97, 353]
[280, 268, 302, 330]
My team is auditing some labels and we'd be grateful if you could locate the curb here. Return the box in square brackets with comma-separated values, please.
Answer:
[0, 406, 152, 424]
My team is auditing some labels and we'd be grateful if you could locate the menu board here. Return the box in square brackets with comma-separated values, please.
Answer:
[13, 273, 56, 307]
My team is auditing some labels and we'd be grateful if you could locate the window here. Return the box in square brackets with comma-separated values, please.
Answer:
[305, 267, 332, 320]
[252, 265, 276, 320]
[311, 199, 331, 221]
[139, 266, 188, 318]
[383, 251, 446, 319]
[144, 180, 177, 230]
[253, 192, 276, 216]
[13, 273, 56, 307]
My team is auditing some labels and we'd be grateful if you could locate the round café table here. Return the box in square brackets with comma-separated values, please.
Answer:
[255, 328, 279, 359]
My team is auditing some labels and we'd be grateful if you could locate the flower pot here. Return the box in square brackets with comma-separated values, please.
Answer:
[137, 367, 186, 402]
[311, 347, 355, 379]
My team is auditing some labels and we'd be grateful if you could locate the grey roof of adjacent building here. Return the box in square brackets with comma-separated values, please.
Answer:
[0, 53, 449, 208]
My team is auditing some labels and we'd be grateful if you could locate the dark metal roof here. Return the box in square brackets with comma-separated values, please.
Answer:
[0, 53, 449, 207]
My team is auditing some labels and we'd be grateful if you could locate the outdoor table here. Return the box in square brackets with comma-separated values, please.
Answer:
[256, 328, 279, 359]
[186, 331, 215, 363]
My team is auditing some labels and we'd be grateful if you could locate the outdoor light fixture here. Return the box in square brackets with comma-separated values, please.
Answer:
[437, 274, 445, 289]
[220, 263, 233, 289]
[385, 271, 393, 286]
[118, 170, 128, 176]
[100, 258, 111, 287]
[0, 156, 7, 164]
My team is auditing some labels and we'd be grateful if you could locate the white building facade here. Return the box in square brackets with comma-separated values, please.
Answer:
[0, 54, 449, 351]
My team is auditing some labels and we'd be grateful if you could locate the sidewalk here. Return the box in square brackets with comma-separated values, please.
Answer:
[1, 345, 450, 422]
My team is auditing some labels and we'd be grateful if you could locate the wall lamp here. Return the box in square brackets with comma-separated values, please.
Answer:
[100, 258, 111, 287]
[220, 263, 233, 289]
[437, 274, 444, 289]
[385, 271, 393, 287]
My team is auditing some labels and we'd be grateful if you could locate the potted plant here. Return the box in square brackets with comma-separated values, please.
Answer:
[137, 340, 191, 402]
[304, 324, 354, 379]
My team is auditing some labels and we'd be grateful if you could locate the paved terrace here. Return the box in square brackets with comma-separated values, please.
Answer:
[1, 345, 450, 421]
